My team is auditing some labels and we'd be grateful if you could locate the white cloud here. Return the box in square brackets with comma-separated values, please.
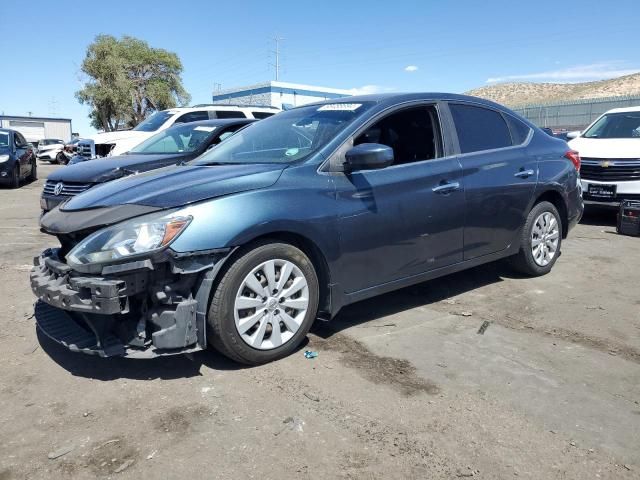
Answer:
[347, 85, 393, 95]
[404, 65, 419, 72]
[487, 62, 640, 84]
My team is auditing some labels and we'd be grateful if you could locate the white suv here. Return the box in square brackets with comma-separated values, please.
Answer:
[569, 106, 640, 206]
[80, 105, 279, 158]
[36, 139, 65, 163]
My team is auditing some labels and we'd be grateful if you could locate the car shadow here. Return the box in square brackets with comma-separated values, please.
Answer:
[37, 261, 527, 377]
[36, 328, 244, 380]
[37, 323, 312, 381]
[579, 206, 617, 227]
[312, 260, 520, 339]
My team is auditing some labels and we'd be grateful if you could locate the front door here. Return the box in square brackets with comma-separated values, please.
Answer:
[13, 132, 30, 177]
[334, 105, 465, 294]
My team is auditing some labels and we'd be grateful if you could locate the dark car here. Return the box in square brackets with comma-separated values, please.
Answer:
[31, 93, 583, 365]
[40, 119, 255, 212]
[541, 127, 571, 142]
[0, 128, 37, 188]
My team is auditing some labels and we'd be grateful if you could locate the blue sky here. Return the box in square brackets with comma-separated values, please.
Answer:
[1, 0, 638, 135]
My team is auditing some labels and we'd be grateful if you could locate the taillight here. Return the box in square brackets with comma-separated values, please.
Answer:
[564, 150, 580, 170]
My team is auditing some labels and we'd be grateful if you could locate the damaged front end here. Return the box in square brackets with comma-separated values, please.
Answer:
[30, 206, 232, 358]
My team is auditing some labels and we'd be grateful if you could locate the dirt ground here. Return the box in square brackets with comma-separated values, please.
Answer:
[0, 163, 638, 479]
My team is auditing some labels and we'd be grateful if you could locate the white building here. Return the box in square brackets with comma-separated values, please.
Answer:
[211, 81, 351, 109]
[0, 115, 72, 143]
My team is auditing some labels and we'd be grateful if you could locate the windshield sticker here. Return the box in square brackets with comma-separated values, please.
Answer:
[194, 126, 216, 132]
[285, 148, 300, 157]
[318, 103, 363, 112]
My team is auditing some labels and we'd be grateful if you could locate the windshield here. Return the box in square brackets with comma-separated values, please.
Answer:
[583, 112, 640, 139]
[130, 123, 218, 154]
[133, 110, 174, 132]
[193, 102, 373, 165]
[0, 132, 9, 148]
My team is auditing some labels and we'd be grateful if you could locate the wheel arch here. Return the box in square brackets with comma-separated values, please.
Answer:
[218, 230, 333, 317]
[532, 189, 569, 239]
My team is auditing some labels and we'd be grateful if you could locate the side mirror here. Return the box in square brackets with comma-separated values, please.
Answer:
[344, 143, 393, 172]
[566, 131, 581, 139]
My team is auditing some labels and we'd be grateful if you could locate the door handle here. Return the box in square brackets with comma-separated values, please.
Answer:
[514, 169, 535, 178]
[432, 181, 460, 194]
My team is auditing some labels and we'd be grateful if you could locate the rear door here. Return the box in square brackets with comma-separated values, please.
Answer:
[446, 103, 536, 260]
[334, 103, 465, 294]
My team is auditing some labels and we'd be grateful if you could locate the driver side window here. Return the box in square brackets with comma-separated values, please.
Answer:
[354, 106, 442, 165]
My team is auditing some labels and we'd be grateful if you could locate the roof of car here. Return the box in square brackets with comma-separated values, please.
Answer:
[167, 118, 257, 129]
[306, 92, 512, 111]
[604, 106, 640, 114]
[164, 105, 280, 114]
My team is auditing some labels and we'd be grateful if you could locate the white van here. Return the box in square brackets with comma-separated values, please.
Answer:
[81, 105, 279, 158]
[569, 106, 640, 206]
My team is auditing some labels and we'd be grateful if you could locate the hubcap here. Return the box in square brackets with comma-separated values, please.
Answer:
[531, 211, 559, 267]
[234, 259, 309, 350]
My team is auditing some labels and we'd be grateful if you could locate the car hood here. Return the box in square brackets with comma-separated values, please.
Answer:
[568, 137, 640, 158]
[47, 153, 187, 183]
[62, 163, 286, 211]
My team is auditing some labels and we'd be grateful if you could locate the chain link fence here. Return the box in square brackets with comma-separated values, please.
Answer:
[512, 95, 640, 131]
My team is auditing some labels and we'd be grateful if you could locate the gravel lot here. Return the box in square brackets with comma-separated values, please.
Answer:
[1, 163, 639, 479]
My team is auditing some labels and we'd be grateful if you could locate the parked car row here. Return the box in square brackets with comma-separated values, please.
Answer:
[41, 118, 255, 212]
[29, 93, 584, 365]
[82, 104, 279, 158]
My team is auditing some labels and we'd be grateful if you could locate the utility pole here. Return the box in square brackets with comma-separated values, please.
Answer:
[271, 36, 285, 81]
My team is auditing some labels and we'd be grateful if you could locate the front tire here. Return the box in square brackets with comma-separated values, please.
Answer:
[207, 241, 319, 365]
[27, 159, 37, 182]
[510, 201, 562, 276]
[10, 164, 20, 189]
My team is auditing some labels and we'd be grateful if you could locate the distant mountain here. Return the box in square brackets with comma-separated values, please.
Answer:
[466, 72, 640, 107]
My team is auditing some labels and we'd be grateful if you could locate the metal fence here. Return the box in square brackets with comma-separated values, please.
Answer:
[512, 95, 640, 131]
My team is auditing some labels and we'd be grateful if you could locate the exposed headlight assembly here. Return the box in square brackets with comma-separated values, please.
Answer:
[67, 212, 191, 266]
[0, 154, 10, 163]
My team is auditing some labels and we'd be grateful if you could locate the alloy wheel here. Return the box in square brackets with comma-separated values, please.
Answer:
[531, 211, 559, 267]
[233, 259, 309, 350]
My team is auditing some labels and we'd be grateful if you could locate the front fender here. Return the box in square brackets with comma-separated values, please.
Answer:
[169, 168, 339, 264]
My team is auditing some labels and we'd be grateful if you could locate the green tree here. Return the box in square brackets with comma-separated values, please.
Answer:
[76, 35, 191, 131]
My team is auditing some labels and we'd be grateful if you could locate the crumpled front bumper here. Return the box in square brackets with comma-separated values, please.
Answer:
[30, 248, 228, 358]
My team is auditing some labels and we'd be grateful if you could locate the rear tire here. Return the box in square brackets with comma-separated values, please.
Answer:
[55, 152, 66, 165]
[207, 241, 319, 365]
[510, 201, 562, 276]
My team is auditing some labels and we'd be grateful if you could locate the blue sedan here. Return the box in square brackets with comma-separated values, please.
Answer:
[31, 93, 583, 364]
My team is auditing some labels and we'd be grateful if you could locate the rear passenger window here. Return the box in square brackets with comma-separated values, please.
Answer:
[449, 104, 512, 153]
[175, 111, 210, 123]
[251, 112, 275, 119]
[504, 114, 532, 145]
[215, 111, 246, 119]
